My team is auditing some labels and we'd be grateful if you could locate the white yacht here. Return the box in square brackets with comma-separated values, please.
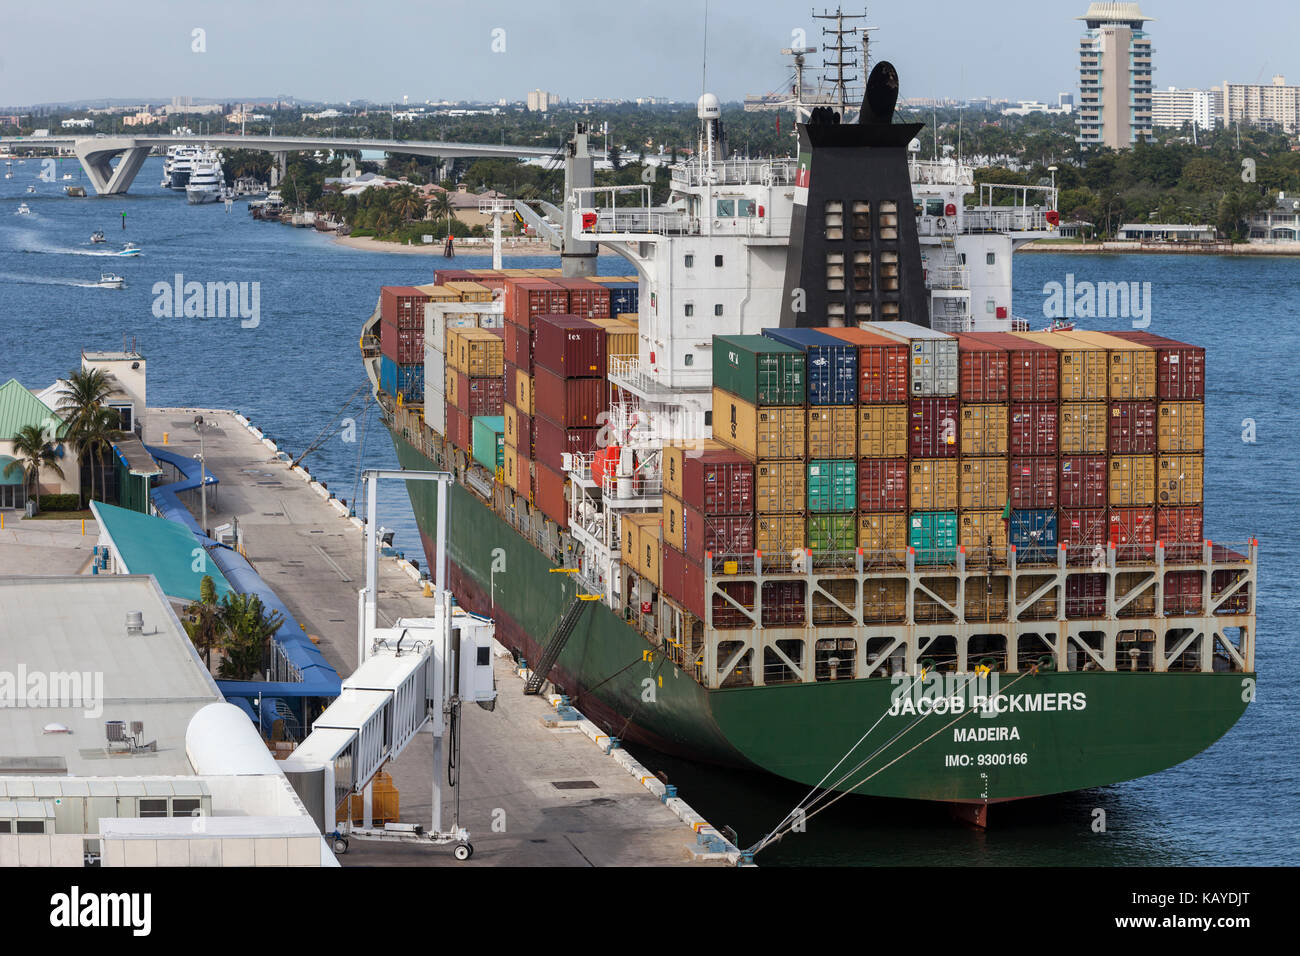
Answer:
[185, 149, 224, 204]
[95, 273, 124, 289]
[15, 203, 31, 215]
[169, 145, 201, 189]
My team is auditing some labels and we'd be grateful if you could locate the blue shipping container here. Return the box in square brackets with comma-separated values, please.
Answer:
[1009, 509, 1058, 562]
[761, 327, 859, 405]
[380, 355, 424, 400]
[606, 282, 639, 317]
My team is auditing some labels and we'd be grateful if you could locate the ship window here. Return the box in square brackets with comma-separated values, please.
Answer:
[172, 799, 201, 817]
[826, 251, 845, 292]
[853, 252, 872, 292]
[882, 302, 900, 319]
[986, 252, 996, 265]
[684, 254, 694, 268]
[825, 200, 844, 240]
[684, 353, 694, 366]
[828, 302, 846, 323]
[716, 198, 735, 217]
[714, 304, 724, 316]
[852, 201, 871, 240]
[986, 299, 996, 313]
[684, 302, 694, 317]
[925, 198, 945, 217]
[0, 822, 9, 833]
[879, 201, 898, 240]
[714, 254, 724, 267]
[880, 251, 899, 291]
[854, 301, 872, 319]
[704, 411, 712, 427]
[140, 799, 168, 818]
[737, 199, 756, 218]
[16, 821, 43, 834]
[958, 253, 967, 265]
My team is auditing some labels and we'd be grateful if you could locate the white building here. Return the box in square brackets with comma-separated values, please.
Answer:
[526, 89, 557, 112]
[1151, 87, 1214, 131]
[60, 118, 94, 129]
[1223, 75, 1300, 133]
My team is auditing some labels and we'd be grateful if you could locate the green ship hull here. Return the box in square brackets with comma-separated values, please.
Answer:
[390, 426, 1251, 806]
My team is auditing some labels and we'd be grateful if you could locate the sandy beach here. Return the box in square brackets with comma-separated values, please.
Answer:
[332, 235, 559, 257]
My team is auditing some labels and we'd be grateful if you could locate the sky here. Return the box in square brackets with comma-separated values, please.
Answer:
[0, 0, 1295, 108]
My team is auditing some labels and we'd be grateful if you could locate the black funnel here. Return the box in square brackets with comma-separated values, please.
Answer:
[860, 62, 900, 125]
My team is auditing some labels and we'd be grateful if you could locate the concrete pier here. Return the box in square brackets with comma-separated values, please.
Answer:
[150, 407, 733, 866]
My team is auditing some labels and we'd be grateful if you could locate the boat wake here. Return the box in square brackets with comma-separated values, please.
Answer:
[0, 271, 111, 288]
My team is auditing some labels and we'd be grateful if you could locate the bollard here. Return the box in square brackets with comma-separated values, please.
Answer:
[661, 784, 677, 804]
[163, 431, 169, 445]
[82, 518, 85, 536]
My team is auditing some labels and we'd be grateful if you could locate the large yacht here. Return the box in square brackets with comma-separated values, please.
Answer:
[185, 149, 225, 204]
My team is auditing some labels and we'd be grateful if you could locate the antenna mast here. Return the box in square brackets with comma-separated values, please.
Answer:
[814, 6, 871, 119]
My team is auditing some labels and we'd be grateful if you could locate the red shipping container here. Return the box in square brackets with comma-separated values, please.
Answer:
[1009, 403, 1058, 456]
[553, 278, 612, 319]
[468, 271, 508, 291]
[533, 365, 606, 427]
[1109, 506, 1155, 560]
[533, 416, 600, 473]
[434, 270, 475, 285]
[663, 548, 766, 628]
[504, 278, 567, 329]
[821, 327, 909, 403]
[534, 314, 607, 378]
[446, 406, 468, 452]
[380, 319, 397, 361]
[681, 450, 754, 516]
[908, 398, 960, 458]
[1157, 505, 1203, 562]
[967, 332, 1059, 402]
[534, 462, 568, 528]
[516, 448, 532, 498]
[1059, 455, 1107, 508]
[1108, 401, 1157, 454]
[1109, 331, 1205, 400]
[504, 322, 532, 371]
[1066, 574, 1106, 617]
[1059, 507, 1108, 562]
[1163, 570, 1203, 616]
[1212, 568, 1250, 613]
[955, 334, 1009, 402]
[503, 360, 518, 405]
[661, 544, 689, 609]
[761, 580, 807, 627]
[514, 409, 533, 456]
[1009, 457, 1057, 509]
[466, 376, 504, 418]
[857, 458, 908, 511]
[381, 286, 432, 331]
[684, 507, 754, 565]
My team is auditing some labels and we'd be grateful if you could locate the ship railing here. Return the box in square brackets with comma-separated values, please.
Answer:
[670, 157, 798, 189]
[571, 184, 696, 237]
[909, 158, 975, 187]
[924, 265, 968, 290]
[961, 207, 1054, 234]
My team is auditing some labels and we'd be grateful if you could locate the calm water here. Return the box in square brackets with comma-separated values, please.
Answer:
[2, 160, 1295, 864]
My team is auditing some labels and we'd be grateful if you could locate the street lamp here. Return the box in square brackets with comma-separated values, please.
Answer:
[1048, 164, 1058, 193]
[194, 415, 207, 535]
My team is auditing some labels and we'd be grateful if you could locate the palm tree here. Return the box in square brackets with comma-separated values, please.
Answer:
[426, 191, 455, 235]
[75, 406, 123, 505]
[58, 368, 115, 506]
[3, 424, 65, 509]
[183, 574, 226, 670]
[392, 185, 423, 222]
[217, 592, 286, 681]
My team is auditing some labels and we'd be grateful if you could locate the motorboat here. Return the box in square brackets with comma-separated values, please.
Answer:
[91, 231, 106, 243]
[15, 203, 31, 215]
[117, 243, 141, 257]
[95, 273, 125, 289]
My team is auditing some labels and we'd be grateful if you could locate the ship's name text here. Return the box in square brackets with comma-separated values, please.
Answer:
[888, 691, 1087, 717]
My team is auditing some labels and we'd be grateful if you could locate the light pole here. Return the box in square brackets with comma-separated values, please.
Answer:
[194, 415, 207, 535]
[1048, 164, 1058, 194]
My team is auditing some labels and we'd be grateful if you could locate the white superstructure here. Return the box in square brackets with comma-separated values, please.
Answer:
[185, 148, 224, 204]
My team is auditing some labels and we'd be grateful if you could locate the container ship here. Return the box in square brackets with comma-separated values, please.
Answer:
[360, 54, 1256, 827]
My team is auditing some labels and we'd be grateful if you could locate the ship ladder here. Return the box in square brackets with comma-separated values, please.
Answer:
[524, 593, 591, 695]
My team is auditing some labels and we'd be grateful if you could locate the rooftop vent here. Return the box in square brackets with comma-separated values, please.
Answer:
[126, 611, 143, 636]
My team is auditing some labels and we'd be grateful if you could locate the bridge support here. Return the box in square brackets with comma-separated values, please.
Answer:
[74, 138, 152, 196]
[270, 152, 288, 187]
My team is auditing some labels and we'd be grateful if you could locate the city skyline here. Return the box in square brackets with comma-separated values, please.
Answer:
[1, 0, 1297, 110]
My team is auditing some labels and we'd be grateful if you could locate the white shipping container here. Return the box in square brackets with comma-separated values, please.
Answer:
[423, 386, 447, 435]
[864, 321, 959, 396]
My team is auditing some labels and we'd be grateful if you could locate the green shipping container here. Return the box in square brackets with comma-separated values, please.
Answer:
[712, 334, 806, 406]
[472, 415, 506, 472]
[808, 513, 856, 552]
[807, 459, 857, 512]
[910, 511, 958, 565]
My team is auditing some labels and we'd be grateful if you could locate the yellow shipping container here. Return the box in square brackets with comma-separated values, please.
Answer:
[661, 440, 724, 499]
[959, 404, 1008, 455]
[756, 513, 806, 555]
[712, 387, 805, 459]
[445, 367, 459, 406]
[1158, 454, 1204, 505]
[1158, 402, 1204, 452]
[1063, 330, 1156, 400]
[857, 513, 908, 559]
[503, 442, 519, 492]
[754, 459, 807, 513]
[856, 404, 908, 458]
[503, 403, 520, 446]
[1109, 455, 1156, 506]
[1060, 402, 1108, 454]
[443, 280, 494, 302]
[663, 495, 685, 552]
[413, 284, 461, 302]
[447, 327, 504, 377]
[909, 459, 959, 510]
[618, 312, 639, 327]
[1013, 332, 1108, 400]
[587, 317, 637, 362]
[622, 513, 662, 586]
[959, 457, 1009, 510]
[516, 368, 533, 416]
[959, 510, 1008, 555]
[807, 406, 856, 459]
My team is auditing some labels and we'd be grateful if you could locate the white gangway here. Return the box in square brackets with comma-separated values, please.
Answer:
[282, 470, 496, 861]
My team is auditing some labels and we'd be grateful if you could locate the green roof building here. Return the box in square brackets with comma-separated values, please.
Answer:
[89, 500, 234, 604]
